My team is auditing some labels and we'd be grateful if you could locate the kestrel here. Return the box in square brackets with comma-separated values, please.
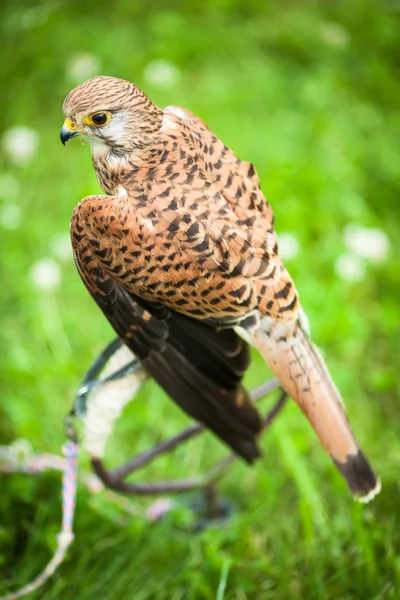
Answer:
[61, 76, 380, 502]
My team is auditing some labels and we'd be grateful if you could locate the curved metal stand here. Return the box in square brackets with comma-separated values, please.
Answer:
[73, 339, 287, 500]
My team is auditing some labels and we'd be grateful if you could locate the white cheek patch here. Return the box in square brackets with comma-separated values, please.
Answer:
[107, 112, 130, 138]
[88, 111, 131, 157]
[90, 137, 110, 157]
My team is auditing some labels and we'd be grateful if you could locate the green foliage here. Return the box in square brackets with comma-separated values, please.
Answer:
[0, 0, 399, 598]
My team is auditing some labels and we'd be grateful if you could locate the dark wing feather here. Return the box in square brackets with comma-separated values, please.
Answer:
[74, 249, 262, 462]
[135, 295, 250, 390]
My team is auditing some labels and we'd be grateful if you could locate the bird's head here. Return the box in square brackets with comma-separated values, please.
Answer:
[61, 76, 163, 155]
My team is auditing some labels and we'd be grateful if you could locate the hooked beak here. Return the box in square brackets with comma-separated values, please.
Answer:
[60, 118, 81, 145]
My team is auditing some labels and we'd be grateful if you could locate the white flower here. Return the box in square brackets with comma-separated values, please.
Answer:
[344, 224, 390, 264]
[10, 438, 33, 462]
[146, 498, 173, 521]
[143, 59, 181, 88]
[3, 126, 39, 165]
[321, 22, 350, 47]
[85, 474, 104, 494]
[278, 233, 300, 260]
[0, 204, 22, 230]
[30, 258, 61, 292]
[50, 233, 72, 262]
[0, 174, 20, 201]
[334, 253, 366, 282]
[67, 53, 101, 83]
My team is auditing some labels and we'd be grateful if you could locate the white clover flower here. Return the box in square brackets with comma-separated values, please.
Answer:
[67, 53, 101, 83]
[85, 474, 104, 494]
[143, 59, 181, 88]
[50, 232, 72, 263]
[30, 258, 61, 292]
[278, 232, 300, 260]
[0, 204, 22, 230]
[321, 22, 350, 47]
[344, 224, 390, 264]
[146, 498, 173, 521]
[334, 253, 366, 282]
[0, 174, 20, 201]
[10, 438, 33, 462]
[3, 126, 39, 165]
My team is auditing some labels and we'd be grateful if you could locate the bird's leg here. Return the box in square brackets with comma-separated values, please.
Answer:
[202, 483, 225, 520]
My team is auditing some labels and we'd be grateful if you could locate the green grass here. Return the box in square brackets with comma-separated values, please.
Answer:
[1, 0, 400, 598]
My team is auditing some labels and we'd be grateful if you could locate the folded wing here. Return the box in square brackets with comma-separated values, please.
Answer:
[71, 206, 262, 461]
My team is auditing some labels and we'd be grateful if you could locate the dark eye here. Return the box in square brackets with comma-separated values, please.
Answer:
[91, 113, 108, 126]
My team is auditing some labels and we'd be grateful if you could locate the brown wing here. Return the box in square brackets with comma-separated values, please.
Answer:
[71, 201, 262, 462]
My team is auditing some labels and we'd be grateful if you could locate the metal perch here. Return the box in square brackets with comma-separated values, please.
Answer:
[72, 338, 288, 497]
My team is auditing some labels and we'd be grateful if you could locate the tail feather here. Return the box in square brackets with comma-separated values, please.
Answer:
[247, 318, 380, 502]
[334, 451, 381, 502]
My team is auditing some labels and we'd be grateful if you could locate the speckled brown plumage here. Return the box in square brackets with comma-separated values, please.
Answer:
[62, 76, 380, 500]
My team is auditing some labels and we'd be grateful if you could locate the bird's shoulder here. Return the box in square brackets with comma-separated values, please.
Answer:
[160, 105, 274, 227]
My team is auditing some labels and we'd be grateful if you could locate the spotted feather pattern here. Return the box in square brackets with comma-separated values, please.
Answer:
[71, 112, 298, 325]
[64, 76, 379, 500]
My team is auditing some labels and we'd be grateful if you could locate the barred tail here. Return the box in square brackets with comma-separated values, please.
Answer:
[247, 318, 380, 502]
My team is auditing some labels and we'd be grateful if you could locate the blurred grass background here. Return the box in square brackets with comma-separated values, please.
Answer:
[1, 0, 399, 598]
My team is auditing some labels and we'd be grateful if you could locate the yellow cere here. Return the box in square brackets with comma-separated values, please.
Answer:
[64, 117, 78, 130]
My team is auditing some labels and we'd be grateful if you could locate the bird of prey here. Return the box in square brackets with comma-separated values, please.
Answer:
[61, 75, 380, 502]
